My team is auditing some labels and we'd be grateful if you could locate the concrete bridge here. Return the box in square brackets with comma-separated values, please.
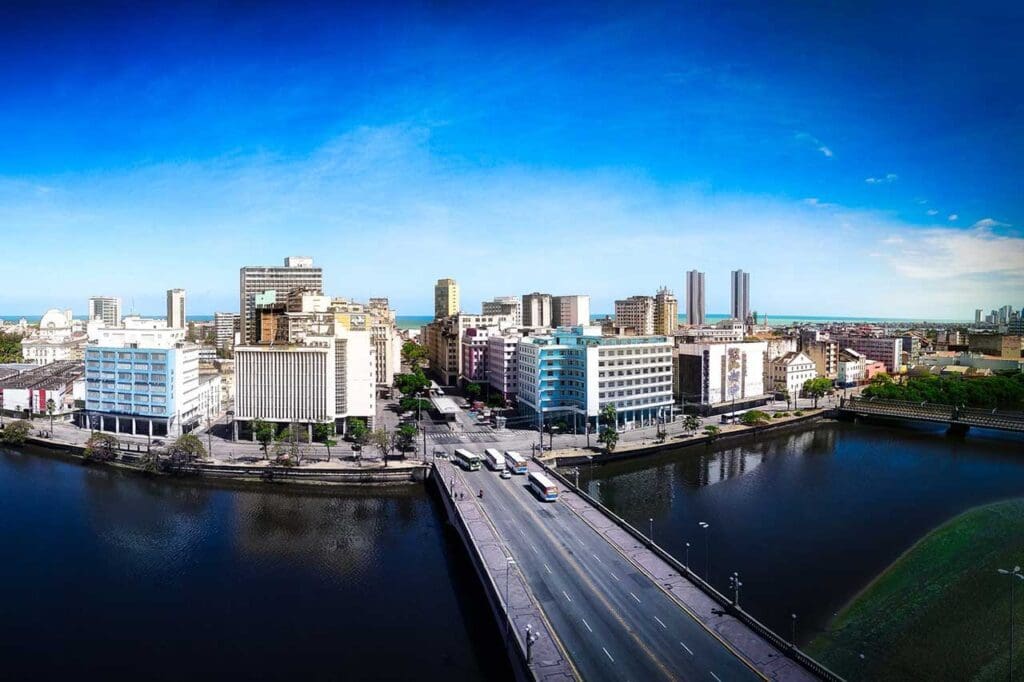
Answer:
[839, 396, 1024, 433]
[433, 456, 841, 681]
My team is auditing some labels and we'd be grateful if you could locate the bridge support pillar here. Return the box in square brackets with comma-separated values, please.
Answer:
[948, 423, 970, 436]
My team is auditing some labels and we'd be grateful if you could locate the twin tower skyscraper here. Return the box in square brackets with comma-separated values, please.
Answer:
[685, 269, 750, 325]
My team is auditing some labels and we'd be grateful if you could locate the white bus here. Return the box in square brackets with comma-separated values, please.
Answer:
[528, 471, 559, 502]
[453, 448, 482, 471]
[483, 448, 505, 471]
[504, 451, 528, 475]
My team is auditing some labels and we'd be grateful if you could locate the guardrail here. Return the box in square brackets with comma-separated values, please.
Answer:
[842, 397, 1024, 432]
[538, 459, 844, 682]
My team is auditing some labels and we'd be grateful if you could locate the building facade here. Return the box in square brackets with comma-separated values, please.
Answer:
[522, 292, 553, 328]
[239, 257, 323, 345]
[486, 333, 521, 400]
[614, 296, 655, 335]
[653, 286, 679, 336]
[551, 295, 590, 328]
[166, 288, 186, 328]
[686, 270, 705, 326]
[434, 278, 459, 319]
[730, 270, 750, 323]
[88, 296, 122, 328]
[832, 335, 903, 373]
[213, 312, 239, 351]
[767, 351, 818, 398]
[675, 340, 769, 414]
[482, 296, 523, 326]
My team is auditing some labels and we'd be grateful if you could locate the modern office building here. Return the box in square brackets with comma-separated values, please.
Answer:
[730, 270, 750, 323]
[482, 296, 523, 326]
[674, 340, 769, 414]
[686, 270, 705, 326]
[166, 289, 186, 329]
[522, 292, 553, 328]
[653, 286, 679, 336]
[975, 309, 984, 324]
[81, 322, 202, 437]
[614, 296, 655, 335]
[551, 295, 591, 328]
[434, 278, 460, 319]
[88, 296, 122, 328]
[239, 257, 323, 345]
[516, 326, 674, 430]
[213, 312, 239, 350]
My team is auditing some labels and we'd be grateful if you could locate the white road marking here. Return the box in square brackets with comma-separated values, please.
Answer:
[592, 553, 603, 564]
[610, 572, 620, 581]
[518, 528, 526, 537]
[577, 538, 586, 547]
[563, 590, 573, 602]
[630, 592, 641, 604]
[544, 563, 552, 575]
[603, 647, 615, 663]
[582, 618, 593, 633]
[680, 641, 693, 655]
[710, 672, 722, 682]
[654, 616, 667, 629]
[531, 543, 539, 554]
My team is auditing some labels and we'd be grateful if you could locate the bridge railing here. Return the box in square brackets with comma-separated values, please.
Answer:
[843, 397, 1024, 431]
[537, 459, 845, 682]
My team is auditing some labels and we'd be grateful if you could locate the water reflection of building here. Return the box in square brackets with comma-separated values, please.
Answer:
[590, 465, 675, 521]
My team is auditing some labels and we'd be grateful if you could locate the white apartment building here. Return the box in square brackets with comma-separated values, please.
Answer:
[214, 312, 239, 350]
[767, 351, 818, 398]
[522, 292, 553, 327]
[487, 332, 521, 399]
[676, 319, 746, 344]
[422, 312, 517, 385]
[166, 288, 186, 328]
[88, 296, 122, 328]
[837, 348, 867, 387]
[482, 296, 523, 327]
[614, 296, 655, 335]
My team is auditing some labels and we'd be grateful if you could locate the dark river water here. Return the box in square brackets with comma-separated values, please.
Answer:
[0, 445, 510, 681]
[578, 419, 1024, 645]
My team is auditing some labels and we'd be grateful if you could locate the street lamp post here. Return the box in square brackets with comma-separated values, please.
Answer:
[791, 613, 798, 646]
[699, 521, 710, 582]
[649, 517, 654, 543]
[525, 623, 540, 663]
[505, 558, 516, 645]
[997, 565, 1024, 682]
[572, 467, 580, 489]
[729, 571, 743, 608]
[684, 541, 691, 571]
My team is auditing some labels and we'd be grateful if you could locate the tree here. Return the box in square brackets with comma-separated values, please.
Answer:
[252, 418, 276, 459]
[313, 422, 337, 461]
[802, 377, 833, 408]
[597, 404, 619, 453]
[0, 419, 31, 445]
[683, 414, 701, 434]
[703, 425, 721, 440]
[166, 433, 207, 461]
[778, 387, 791, 410]
[369, 427, 393, 467]
[45, 398, 56, 434]
[401, 340, 428, 370]
[740, 410, 771, 426]
[84, 432, 119, 461]
[348, 417, 369, 445]
[395, 423, 417, 454]
[394, 370, 430, 396]
[0, 331, 23, 363]
[275, 422, 310, 464]
[399, 396, 432, 413]
[466, 382, 481, 400]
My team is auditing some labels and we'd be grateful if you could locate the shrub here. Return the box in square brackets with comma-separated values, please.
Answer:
[0, 420, 32, 445]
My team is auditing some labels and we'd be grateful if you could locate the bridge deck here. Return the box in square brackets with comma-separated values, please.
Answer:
[446, 458, 824, 681]
[841, 398, 1024, 432]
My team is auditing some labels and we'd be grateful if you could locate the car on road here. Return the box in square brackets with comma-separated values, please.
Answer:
[152, 439, 165, 446]
[500, 470, 512, 479]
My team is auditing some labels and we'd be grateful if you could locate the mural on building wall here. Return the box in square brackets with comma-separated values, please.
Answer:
[726, 347, 742, 400]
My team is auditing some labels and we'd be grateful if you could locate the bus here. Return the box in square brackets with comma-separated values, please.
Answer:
[453, 448, 482, 471]
[528, 471, 559, 502]
[483, 448, 505, 471]
[504, 451, 528, 475]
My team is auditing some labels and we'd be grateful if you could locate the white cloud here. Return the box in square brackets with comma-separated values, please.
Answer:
[865, 173, 899, 184]
[948, 214, 958, 221]
[926, 209, 939, 216]
[884, 225, 1024, 281]
[971, 217, 1010, 229]
[794, 132, 834, 159]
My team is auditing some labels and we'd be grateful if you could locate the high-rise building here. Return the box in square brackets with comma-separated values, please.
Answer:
[482, 296, 522, 326]
[730, 270, 750, 323]
[686, 270, 706, 326]
[653, 286, 679, 336]
[239, 257, 323, 345]
[213, 312, 240, 350]
[614, 296, 655, 335]
[975, 309, 984, 324]
[522, 292, 553, 327]
[434, 278, 460, 319]
[551, 295, 591, 327]
[166, 289, 186, 329]
[88, 296, 122, 328]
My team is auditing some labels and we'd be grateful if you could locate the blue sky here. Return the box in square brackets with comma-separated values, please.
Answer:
[1, 1, 1021, 318]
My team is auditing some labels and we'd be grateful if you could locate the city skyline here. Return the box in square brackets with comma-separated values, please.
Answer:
[1, 2, 1021, 317]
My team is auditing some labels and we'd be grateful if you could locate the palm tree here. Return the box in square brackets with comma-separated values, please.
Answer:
[45, 398, 56, 435]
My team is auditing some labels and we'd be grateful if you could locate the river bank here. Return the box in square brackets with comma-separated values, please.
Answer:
[806, 497, 1024, 681]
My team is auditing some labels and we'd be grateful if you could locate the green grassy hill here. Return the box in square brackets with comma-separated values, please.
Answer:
[808, 498, 1024, 681]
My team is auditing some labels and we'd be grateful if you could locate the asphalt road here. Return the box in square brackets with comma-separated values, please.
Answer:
[462, 462, 763, 682]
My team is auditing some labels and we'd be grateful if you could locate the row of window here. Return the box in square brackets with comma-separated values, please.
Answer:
[599, 386, 671, 399]
[86, 351, 167, 362]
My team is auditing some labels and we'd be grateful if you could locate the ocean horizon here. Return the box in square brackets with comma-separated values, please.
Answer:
[3, 312, 969, 330]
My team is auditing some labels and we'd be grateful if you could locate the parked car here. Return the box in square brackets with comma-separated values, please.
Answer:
[500, 470, 512, 479]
